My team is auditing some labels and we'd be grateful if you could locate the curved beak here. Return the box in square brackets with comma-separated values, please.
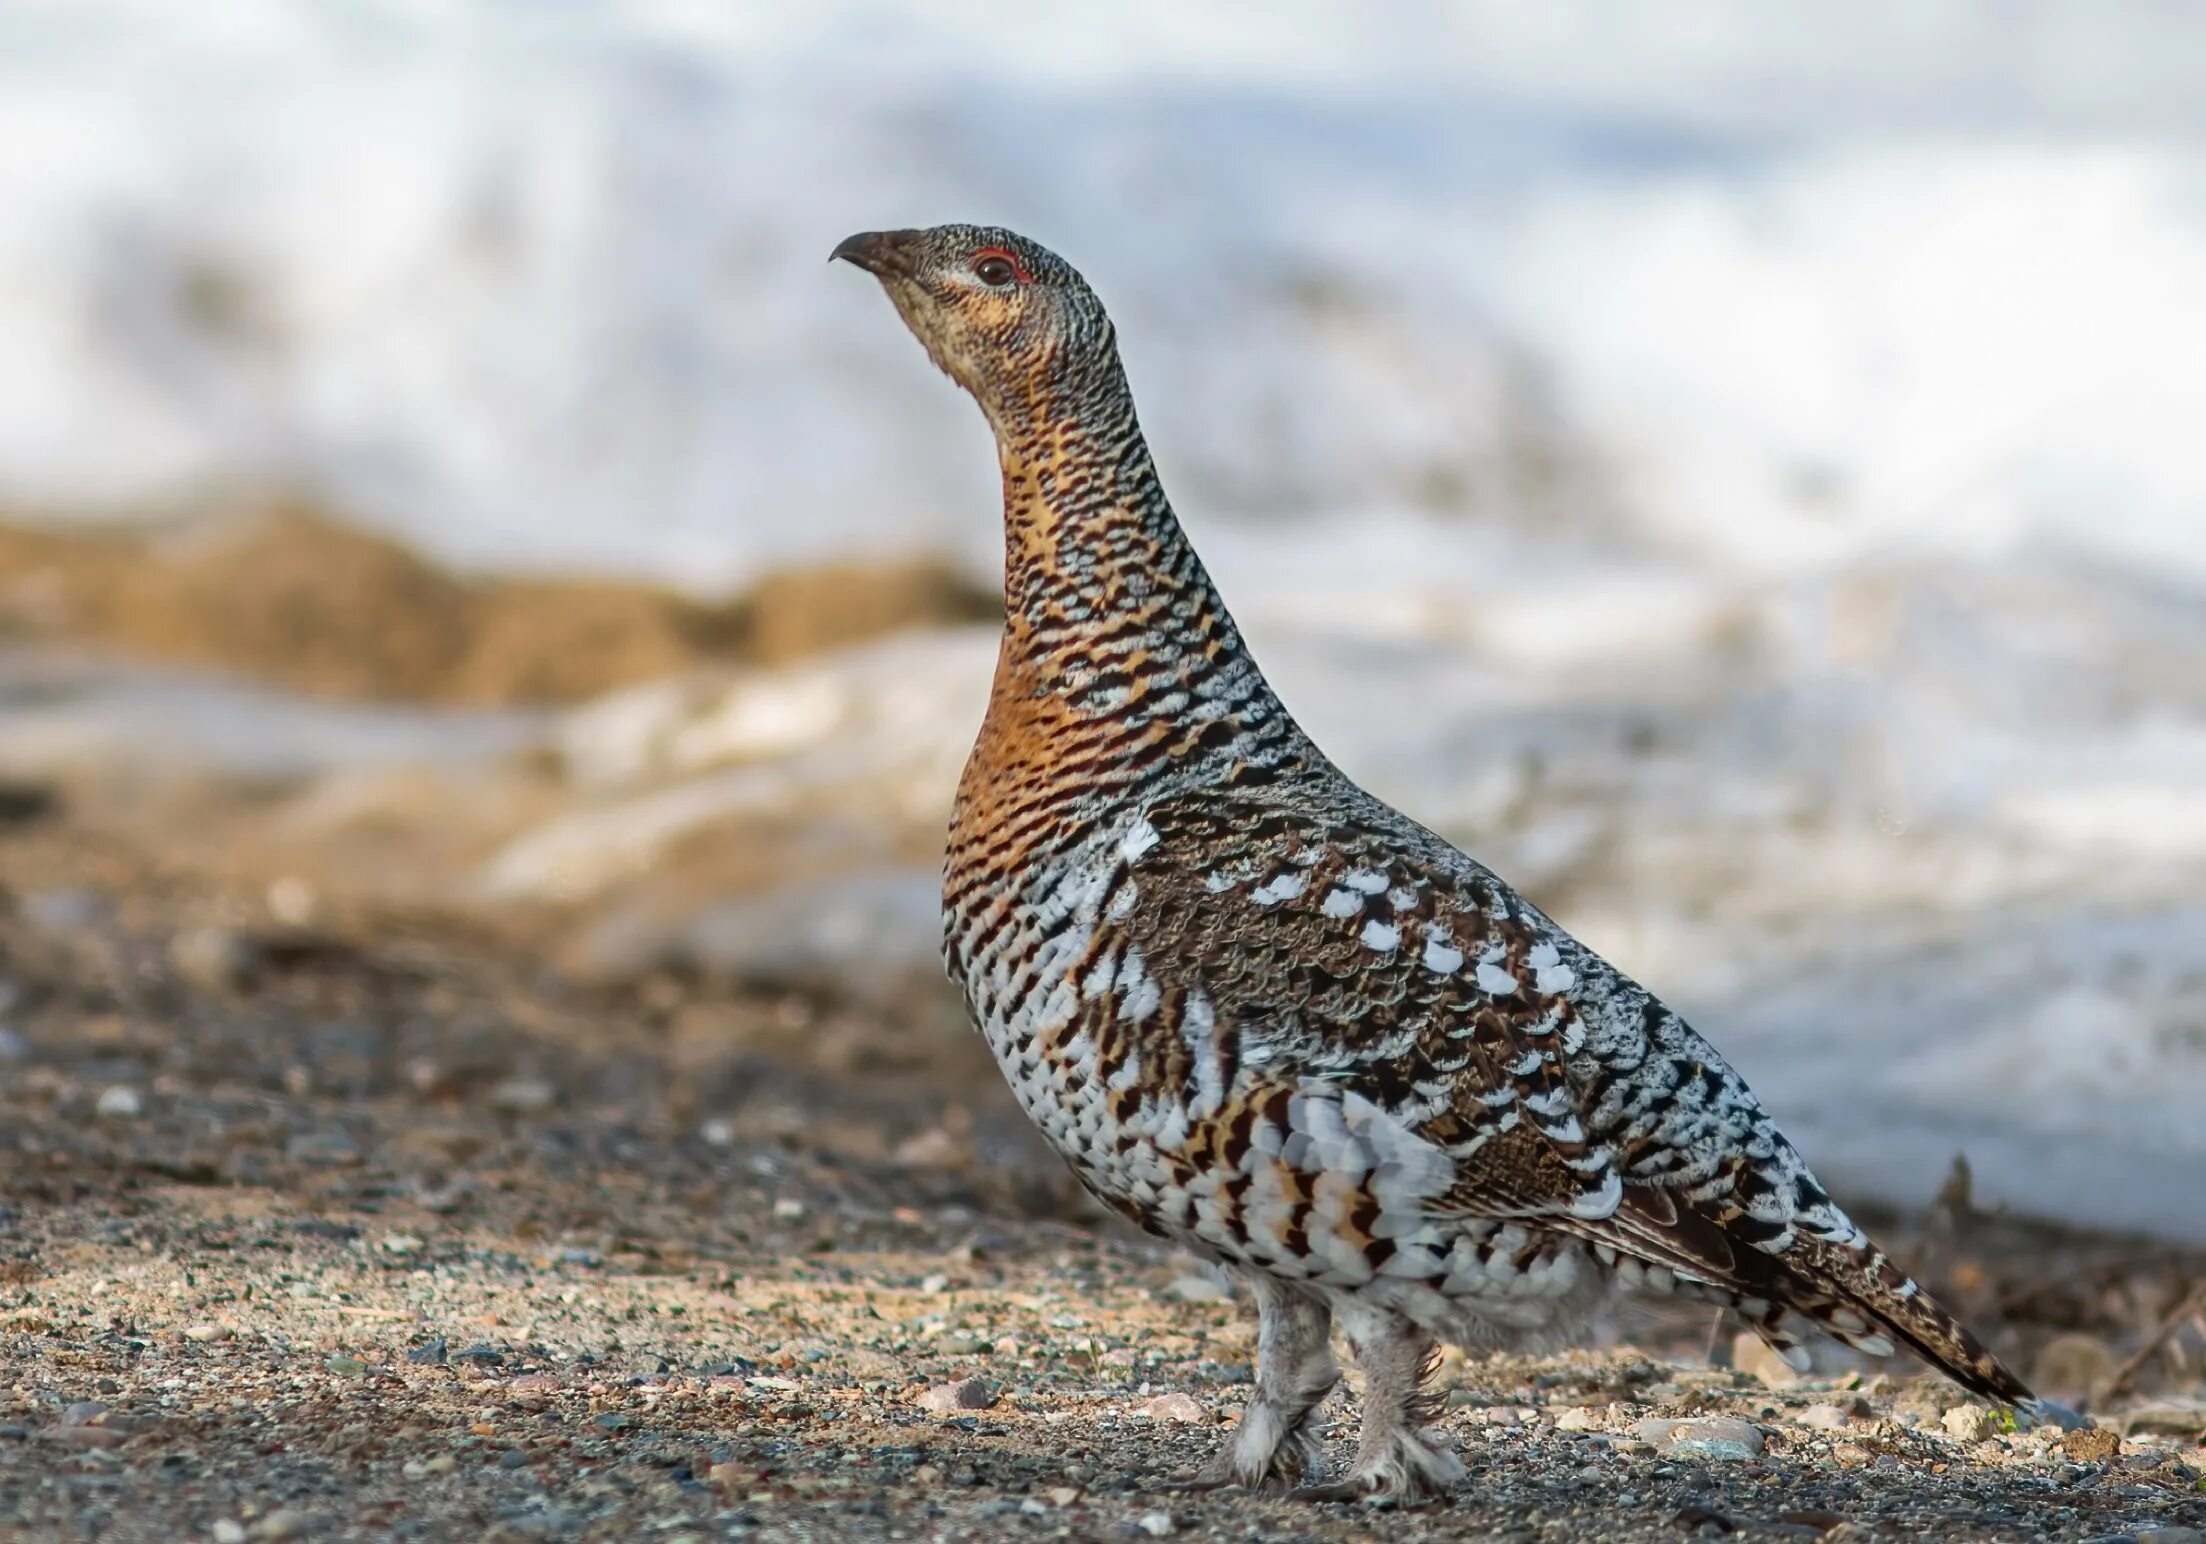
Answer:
[831, 229, 923, 278]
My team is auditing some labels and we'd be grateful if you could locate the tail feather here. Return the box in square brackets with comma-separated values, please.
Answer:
[1576, 1183, 2044, 1413]
[1779, 1234, 2035, 1406]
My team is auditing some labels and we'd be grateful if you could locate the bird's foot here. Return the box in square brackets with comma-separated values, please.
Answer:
[1291, 1428, 1461, 1509]
[1173, 1404, 1328, 1493]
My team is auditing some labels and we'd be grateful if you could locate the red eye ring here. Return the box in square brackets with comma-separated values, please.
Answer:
[971, 246, 1031, 285]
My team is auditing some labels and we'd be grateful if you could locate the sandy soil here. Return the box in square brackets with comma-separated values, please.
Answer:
[2, 813, 2203, 1544]
[0, 508, 996, 705]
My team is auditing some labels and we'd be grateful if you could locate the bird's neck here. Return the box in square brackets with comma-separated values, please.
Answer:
[974, 386, 1310, 793]
[993, 398, 1226, 685]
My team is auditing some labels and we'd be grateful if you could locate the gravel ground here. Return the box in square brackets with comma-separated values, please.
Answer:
[2, 822, 2203, 1544]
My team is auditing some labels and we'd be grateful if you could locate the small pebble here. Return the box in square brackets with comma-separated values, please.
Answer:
[54, 1426, 127, 1449]
[22, 889, 105, 933]
[1795, 1404, 1855, 1432]
[212, 1523, 248, 1544]
[1942, 1405, 2001, 1441]
[1633, 1416, 1764, 1461]
[170, 926, 257, 991]
[406, 1339, 449, 1365]
[0, 1027, 27, 1063]
[267, 876, 316, 924]
[2062, 1424, 2120, 1463]
[62, 1401, 108, 1427]
[1554, 1407, 1604, 1432]
[254, 1510, 308, 1541]
[773, 1198, 807, 1221]
[94, 1087, 143, 1119]
[325, 1355, 370, 1378]
[285, 1130, 363, 1166]
[1134, 1513, 1176, 1538]
[917, 1377, 997, 1414]
[1137, 1392, 1209, 1425]
[184, 1323, 227, 1343]
[488, 1076, 557, 1113]
[499, 1447, 529, 1469]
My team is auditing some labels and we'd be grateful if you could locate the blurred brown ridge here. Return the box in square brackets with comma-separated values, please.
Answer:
[0, 501, 998, 705]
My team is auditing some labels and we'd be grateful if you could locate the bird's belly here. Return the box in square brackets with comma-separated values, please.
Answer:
[969, 950, 1119, 1173]
[945, 844, 1610, 1344]
[945, 843, 1259, 1246]
[945, 849, 1130, 1179]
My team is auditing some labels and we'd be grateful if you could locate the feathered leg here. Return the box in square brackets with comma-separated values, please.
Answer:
[1189, 1274, 1339, 1490]
[1299, 1302, 1463, 1507]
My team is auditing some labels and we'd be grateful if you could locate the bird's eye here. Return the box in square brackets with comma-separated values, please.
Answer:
[972, 249, 1024, 287]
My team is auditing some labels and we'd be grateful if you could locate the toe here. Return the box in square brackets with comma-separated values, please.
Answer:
[1161, 1475, 1232, 1494]
[1287, 1481, 1364, 1505]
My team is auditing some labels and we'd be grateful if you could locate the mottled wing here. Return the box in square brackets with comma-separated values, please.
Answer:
[1117, 790, 1622, 1223]
[1491, 920, 2040, 1405]
[1120, 787, 2041, 1409]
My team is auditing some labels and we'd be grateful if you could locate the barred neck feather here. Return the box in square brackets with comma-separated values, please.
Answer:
[982, 368, 1313, 809]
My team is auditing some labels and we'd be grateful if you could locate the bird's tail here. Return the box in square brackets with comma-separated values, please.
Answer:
[1584, 1187, 2070, 1425]
[1767, 1236, 2035, 1400]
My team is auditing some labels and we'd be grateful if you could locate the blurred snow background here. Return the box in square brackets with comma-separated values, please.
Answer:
[2, 0, 2203, 1238]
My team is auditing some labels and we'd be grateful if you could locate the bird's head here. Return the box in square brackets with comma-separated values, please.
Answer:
[832, 224, 1117, 433]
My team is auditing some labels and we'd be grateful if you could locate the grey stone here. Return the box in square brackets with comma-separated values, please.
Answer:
[1136, 1392, 1209, 1425]
[1794, 1404, 1855, 1431]
[488, 1076, 558, 1114]
[917, 1377, 997, 1414]
[21, 890, 107, 934]
[286, 1129, 364, 1166]
[1633, 1416, 1765, 1460]
[94, 1086, 143, 1119]
[170, 926, 258, 991]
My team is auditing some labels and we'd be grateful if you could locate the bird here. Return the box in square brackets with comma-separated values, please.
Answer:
[832, 224, 2058, 1505]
